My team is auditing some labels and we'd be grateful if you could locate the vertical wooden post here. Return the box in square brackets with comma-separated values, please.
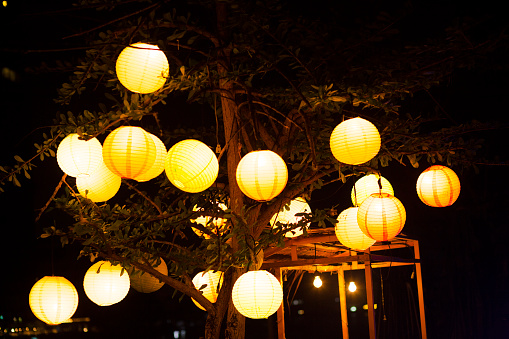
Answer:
[338, 265, 349, 339]
[413, 240, 427, 339]
[275, 267, 286, 339]
[364, 254, 377, 339]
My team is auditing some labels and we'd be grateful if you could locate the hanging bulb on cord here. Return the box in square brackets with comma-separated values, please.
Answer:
[348, 281, 357, 292]
[313, 269, 323, 288]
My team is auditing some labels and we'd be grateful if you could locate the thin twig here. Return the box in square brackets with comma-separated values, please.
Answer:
[35, 174, 67, 223]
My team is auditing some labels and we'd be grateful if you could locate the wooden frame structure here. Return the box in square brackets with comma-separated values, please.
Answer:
[260, 228, 427, 339]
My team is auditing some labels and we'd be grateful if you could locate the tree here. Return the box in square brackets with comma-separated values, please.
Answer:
[1, 0, 506, 338]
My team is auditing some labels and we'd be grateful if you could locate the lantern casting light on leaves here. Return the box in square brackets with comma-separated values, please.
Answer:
[116, 42, 169, 94]
[191, 203, 228, 239]
[56, 134, 102, 178]
[133, 133, 167, 182]
[335, 207, 376, 251]
[236, 150, 288, 201]
[271, 197, 311, 238]
[357, 193, 406, 242]
[77, 159, 121, 202]
[29, 276, 79, 325]
[83, 261, 130, 306]
[351, 174, 394, 206]
[330, 117, 381, 165]
[232, 270, 283, 319]
[416, 165, 461, 207]
[165, 139, 219, 193]
[129, 258, 168, 293]
[192, 271, 223, 311]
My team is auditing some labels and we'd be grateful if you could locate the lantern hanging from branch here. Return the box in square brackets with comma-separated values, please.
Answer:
[102, 126, 157, 180]
[83, 261, 130, 306]
[29, 276, 79, 325]
[335, 207, 376, 251]
[330, 117, 381, 165]
[416, 165, 461, 207]
[165, 139, 219, 193]
[116, 42, 169, 94]
[129, 258, 168, 293]
[270, 197, 311, 238]
[357, 193, 406, 241]
[133, 133, 167, 182]
[77, 159, 121, 202]
[236, 150, 288, 201]
[232, 270, 283, 319]
[191, 203, 228, 239]
[56, 133, 102, 178]
[351, 174, 394, 206]
[191, 271, 224, 311]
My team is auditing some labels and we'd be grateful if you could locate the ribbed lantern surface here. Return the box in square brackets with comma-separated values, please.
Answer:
[129, 258, 168, 293]
[191, 203, 228, 239]
[236, 150, 288, 201]
[83, 261, 130, 306]
[56, 134, 102, 178]
[351, 174, 394, 206]
[116, 42, 169, 94]
[330, 117, 381, 165]
[102, 126, 157, 179]
[133, 133, 167, 182]
[271, 197, 310, 238]
[357, 193, 406, 241]
[232, 270, 283, 319]
[77, 159, 121, 202]
[191, 271, 223, 311]
[165, 139, 219, 193]
[335, 207, 376, 251]
[416, 165, 461, 207]
[29, 276, 79, 325]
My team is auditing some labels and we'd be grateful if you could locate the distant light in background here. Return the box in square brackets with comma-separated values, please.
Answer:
[297, 309, 305, 315]
[363, 304, 378, 310]
[348, 281, 357, 292]
[2, 1, 6, 7]
[1, 67, 17, 82]
[313, 275, 323, 288]
[350, 306, 357, 312]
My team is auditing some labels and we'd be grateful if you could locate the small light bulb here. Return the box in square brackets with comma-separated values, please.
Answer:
[313, 275, 323, 288]
[348, 281, 357, 292]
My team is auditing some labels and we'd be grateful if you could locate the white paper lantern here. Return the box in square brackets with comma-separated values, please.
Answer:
[83, 261, 130, 306]
[77, 158, 121, 202]
[191, 271, 223, 311]
[416, 165, 461, 207]
[129, 258, 168, 293]
[351, 174, 394, 206]
[134, 133, 167, 182]
[56, 134, 102, 178]
[191, 203, 228, 239]
[335, 207, 376, 251]
[271, 197, 311, 237]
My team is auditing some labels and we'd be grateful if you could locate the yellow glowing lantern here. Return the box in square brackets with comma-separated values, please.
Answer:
[191, 203, 228, 239]
[129, 258, 168, 293]
[29, 276, 79, 325]
[165, 139, 219, 193]
[56, 134, 102, 178]
[116, 42, 169, 94]
[236, 150, 288, 201]
[191, 271, 223, 311]
[335, 207, 376, 251]
[83, 261, 130, 306]
[134, 133, 167, 182]
[330, 117, 381, 165]
[102, 126, 157, 179]
[232, 270, 283, 319]
[351, 174, 394, 206]
[271, 197, 311, 238]
[416, 165, 461, 207]
[77, 159, 121, 202]
[357, 193, 406, 241]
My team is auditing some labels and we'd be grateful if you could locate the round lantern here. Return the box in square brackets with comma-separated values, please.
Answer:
[133, 133, 167, 182]
[77, 159, 121, 202]
[191, 271, 223, 311]
[271, 197, 311, 238]
[330, 117, 381, 165]
[236, 150, 288, 201]
[165, 139, 219, 193]
[129, 258, 168, 293]
[351, 174, 394, 206]
[83, 261, 130, 306]
[116, 42, 169, 94]
[232, 270, 283, 319]
[416, 165, 461, 207]
[29, 276, 79, 325]
[102, 126, 157, 180]
[335, 207, 376, 251]
[191, 203, 228, 239]
[56, 133, 102, 178]
[357, 193, 406, 242]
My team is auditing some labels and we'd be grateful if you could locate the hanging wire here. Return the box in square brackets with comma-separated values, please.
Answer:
[214, 94, 221, 154]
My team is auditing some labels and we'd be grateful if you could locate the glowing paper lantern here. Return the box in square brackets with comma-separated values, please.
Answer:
[416, 165, 461, 207]
[191, 203, 228, 239]
[357, 193, 406, 242]
[335, 207, 376, 251]
[56, 134, 102, 178]
[191, 271, 223, 311]
[129, 258, 168, 293]
[116, 42, 169, 94]
[351, 174, 394, 206]
[77, 159, 121, 202]
[29, 276, 79, 325]
[271, 197, 311, 238]
[133, 133, 167, 182]
[102, 126, 157, 179]
[232, 270, 283, 319]
[165, 139, 219, 193]
[236, 150, 288, 201]
[83, 261, 130, 306]
[330, 117, 381, 165]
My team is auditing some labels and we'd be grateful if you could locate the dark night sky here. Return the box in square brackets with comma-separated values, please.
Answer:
[1, 1, 509, 338]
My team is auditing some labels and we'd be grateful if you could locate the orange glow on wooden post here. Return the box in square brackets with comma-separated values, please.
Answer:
[416, 165, 461, 207]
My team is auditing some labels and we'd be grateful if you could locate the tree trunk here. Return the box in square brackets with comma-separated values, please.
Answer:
[225, 267, 246, 339]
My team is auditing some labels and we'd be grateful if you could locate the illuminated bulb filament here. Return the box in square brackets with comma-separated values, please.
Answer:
[313, 275, 323, 288]
[348, 281, 357, 292]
